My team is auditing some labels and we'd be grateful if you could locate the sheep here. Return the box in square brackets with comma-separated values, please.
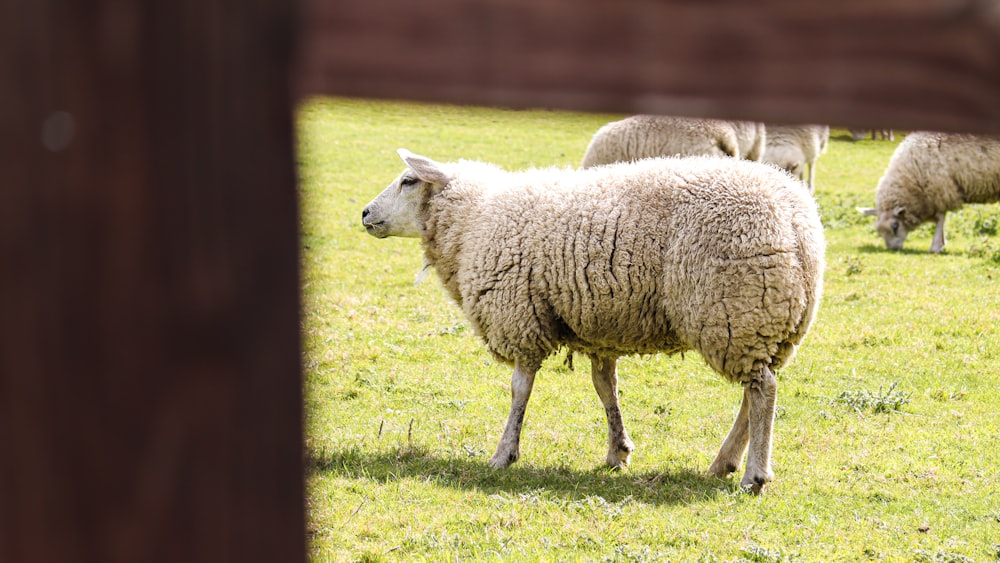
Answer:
[761, 124, 830, 192]
[580, 115, 766, 168]
[850, 129, 894, 141]
[858, 131, 1000, 253]
[730, 120, 768, 162]
[361, 149, 825, 493]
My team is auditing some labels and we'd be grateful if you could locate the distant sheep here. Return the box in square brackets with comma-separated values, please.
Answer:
[859, 131, 1000, 253]
[580, 115, 766, 168]
[850, 129, 894, 141]
[362, 149, 826, 493]
[762, 124, 830, 192]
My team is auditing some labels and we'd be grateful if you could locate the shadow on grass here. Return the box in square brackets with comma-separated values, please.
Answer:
[830, 132, 857, 143]
[856, 243, 935, 256]
[308, 445, 733, 506]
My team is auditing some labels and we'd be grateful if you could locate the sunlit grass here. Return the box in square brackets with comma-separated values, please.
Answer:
[299, 98, 1000, 562]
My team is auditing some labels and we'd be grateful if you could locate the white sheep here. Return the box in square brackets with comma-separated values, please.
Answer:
[761, 124, 830, 192]
[362, 149, 825, 493]
[580, 115, 766, 168]
[729, 120, 768, 162]
[858, 131, 1000, 253]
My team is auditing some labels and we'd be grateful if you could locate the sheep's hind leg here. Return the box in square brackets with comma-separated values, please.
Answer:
[741, 365, 777, 494]
[590, 354, 634, 469]
[708, 387, 750, 479]
[489, 362, 537, 469]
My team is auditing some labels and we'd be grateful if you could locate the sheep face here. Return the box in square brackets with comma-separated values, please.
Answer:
[362, 171, 429, 238]
[873, 206, 909, 250]
[362, 149, 454, 239]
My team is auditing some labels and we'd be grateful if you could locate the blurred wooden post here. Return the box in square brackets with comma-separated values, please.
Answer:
[0, 2, 304, 562]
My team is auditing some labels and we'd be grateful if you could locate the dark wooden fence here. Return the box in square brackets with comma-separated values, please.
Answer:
[299, 0, 1000, 132]
[2, 2, 303, 562]
[3, 1, 999, 562]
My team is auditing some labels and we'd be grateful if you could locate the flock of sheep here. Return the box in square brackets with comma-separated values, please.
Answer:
[581, 116, 829, 193]
[583, 116, 1000, 253]
[360, 114, 1000, 494]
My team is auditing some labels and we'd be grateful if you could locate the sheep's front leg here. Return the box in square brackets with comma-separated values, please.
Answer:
[489, 362, 537, 469]
[930, 212, 947, 253]
[590, 354, 634, 469]
[708, 389, 750, 479]
[741, 365, 777, 494]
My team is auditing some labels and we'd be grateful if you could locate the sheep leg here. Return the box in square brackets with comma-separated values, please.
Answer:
[930, 212, 947, 253]
[489, 362, 537, 469]
[589, 354, 634, 469]
[741, 365, 778, 494]
[707, 389, 750, 479]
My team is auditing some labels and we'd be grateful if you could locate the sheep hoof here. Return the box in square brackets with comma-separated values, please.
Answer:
[605, 438, 634, 469]
[707, 460, 739, 479]
[488, 449, 518, 469]
[739, 471, 773, 495]
[606, 455, 629, 471]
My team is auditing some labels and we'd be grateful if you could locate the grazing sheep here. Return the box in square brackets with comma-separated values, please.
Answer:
[762, 124, 830, 192]
[580, 115, 766, 168]
[850, 129, 894, 141]
[362, 149, 825, 493]
[858, 131, 1000, 253]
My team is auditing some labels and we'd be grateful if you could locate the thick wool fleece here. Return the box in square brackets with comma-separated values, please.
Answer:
[761, 124, 829, 188]
[730, 121, 768, 162]
[581, 116, 765, 168]
[875, 132, 1000, 230]
[421, 156, 825, 382]
[763, 125, 828, 164]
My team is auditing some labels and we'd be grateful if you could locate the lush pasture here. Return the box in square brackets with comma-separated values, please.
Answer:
[298, 98, 1000, 562]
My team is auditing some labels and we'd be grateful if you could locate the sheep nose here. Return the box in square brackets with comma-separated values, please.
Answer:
[362, 207, 370, 221]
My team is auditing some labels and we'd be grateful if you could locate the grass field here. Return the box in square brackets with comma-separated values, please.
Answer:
[297, 98, 1000, 562]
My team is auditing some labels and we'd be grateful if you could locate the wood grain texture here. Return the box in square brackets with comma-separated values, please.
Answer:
[297, 0, 1000, 132]
[0, 2, 304, 562]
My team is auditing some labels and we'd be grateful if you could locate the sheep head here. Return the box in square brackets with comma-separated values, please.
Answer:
[859, 205, 909, 250]
[361, 149, 453, 238]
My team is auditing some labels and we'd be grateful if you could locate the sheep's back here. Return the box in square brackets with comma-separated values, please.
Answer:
[582, 116, 739, 168]
[765, 125, 828, 160]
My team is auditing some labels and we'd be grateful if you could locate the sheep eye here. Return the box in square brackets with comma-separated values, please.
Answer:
[890, 220, 899, 235]
[400, 176, 418, 187]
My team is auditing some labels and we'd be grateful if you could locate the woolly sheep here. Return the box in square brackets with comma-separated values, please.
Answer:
[361, 149, 825, 493]
[858, 131, 1000, 253]
[761, 124, 830, 192]
[580, 115, 767, 168]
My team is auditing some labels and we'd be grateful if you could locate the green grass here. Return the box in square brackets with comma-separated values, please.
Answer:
[298, 98, 1000, 562]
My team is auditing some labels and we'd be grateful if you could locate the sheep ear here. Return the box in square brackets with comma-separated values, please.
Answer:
[398, 149, 453, 186]
[857, 207, 878, 216]
[892, 206, 906, 218]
